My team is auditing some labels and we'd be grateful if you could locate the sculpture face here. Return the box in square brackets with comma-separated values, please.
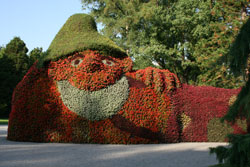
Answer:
[47, 50, 132, 120]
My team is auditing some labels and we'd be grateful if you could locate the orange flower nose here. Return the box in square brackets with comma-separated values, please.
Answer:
[81, 56, 103, 73]
[85, 61, 98, 71]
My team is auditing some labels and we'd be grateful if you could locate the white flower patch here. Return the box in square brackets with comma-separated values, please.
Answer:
[57, 76, 129, 121]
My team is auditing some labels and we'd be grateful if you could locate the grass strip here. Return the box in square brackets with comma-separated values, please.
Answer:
[0, 119, 8, 125]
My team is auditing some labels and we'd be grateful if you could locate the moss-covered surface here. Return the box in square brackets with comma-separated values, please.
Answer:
[38, 14, 126, 67]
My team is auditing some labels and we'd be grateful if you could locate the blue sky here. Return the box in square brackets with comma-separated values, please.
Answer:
[0, 0, 88, 52]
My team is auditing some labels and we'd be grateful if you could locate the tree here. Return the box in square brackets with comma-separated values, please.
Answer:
[193, 0, 248, 88]
[0, 46, 5, 58]
[0, 37, 29, 118]
[29, 47, 43, 66]
[222, 18, 250, 129]
[210, 18, 250, 167]
[82, 0, 200, 83]
[81, 0, 247, 87]
[0, 50, 18, 118]
[5, 37, 29, 77]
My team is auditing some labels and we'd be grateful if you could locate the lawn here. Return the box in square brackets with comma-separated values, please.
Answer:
[0, 119, 8, 125]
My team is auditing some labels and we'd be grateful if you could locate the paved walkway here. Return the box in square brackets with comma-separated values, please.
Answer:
[0, 125, 226, 167]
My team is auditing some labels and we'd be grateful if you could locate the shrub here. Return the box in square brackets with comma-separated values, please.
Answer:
[210, 134, 250, 167]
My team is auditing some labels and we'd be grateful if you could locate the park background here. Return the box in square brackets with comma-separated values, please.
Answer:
[0, 1, 250, 167]
[0, 0, 249, 119]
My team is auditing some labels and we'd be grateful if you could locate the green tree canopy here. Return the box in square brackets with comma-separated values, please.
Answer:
[0, 37, 29, 118]
[5, 37, 29, 76]
[0, 55, 18, 118]
[81, 0, 247, 88]
[29, 47, 43, 65]
[0, 46, 5, 58]
[193, 1, 248, 88]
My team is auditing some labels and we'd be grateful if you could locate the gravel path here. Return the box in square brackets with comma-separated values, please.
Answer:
[0, 125, 226, 167]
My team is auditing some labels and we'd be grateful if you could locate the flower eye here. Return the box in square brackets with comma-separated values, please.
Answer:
[71, 58, 83, 67]
[102, 59, 114, 66]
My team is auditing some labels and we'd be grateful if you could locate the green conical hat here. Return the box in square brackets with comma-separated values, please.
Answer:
[38, 13, 126, 67]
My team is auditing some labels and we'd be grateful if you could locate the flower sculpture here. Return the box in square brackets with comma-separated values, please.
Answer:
[7, 14, 246, 143]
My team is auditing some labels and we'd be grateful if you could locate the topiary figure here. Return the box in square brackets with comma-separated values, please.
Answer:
[7, 14, 245, 144]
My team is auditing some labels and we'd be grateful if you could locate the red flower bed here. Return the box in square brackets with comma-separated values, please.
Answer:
[171, 84, 244, 142]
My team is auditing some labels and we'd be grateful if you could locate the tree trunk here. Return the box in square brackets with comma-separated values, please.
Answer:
[247, 119, 250, 133]
[126, 25, 129, 55]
